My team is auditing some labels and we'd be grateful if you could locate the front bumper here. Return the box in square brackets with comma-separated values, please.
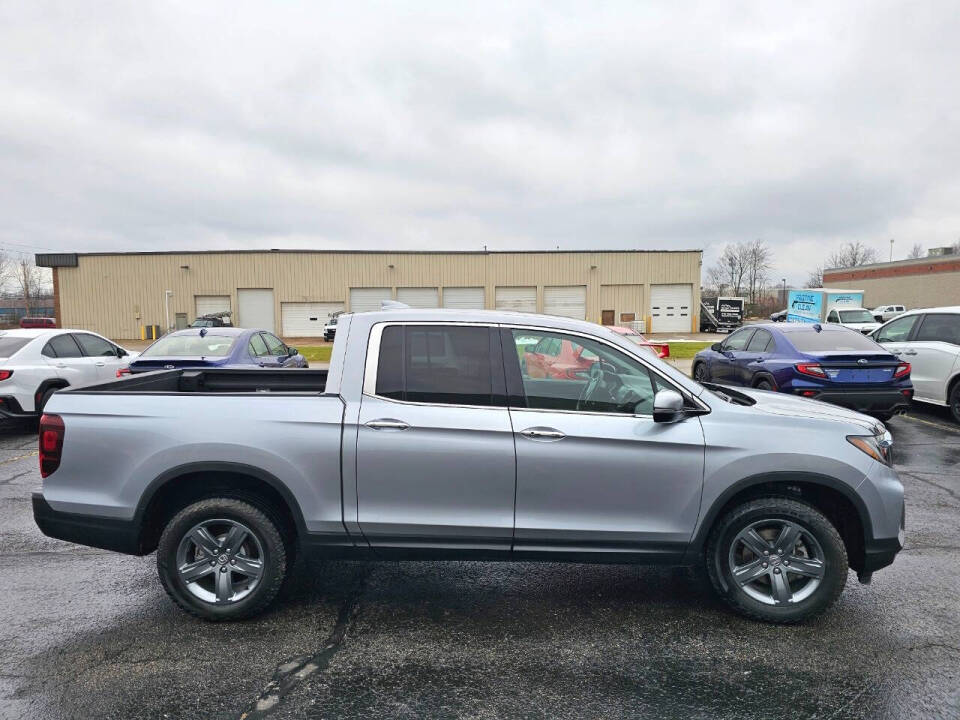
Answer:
[32, 492, 143, 555]
[793, 387, 912, 414]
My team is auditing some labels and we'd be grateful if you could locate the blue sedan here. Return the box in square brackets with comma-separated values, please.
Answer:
[128, 327, 308, 374]
[692, 322, 912, 419]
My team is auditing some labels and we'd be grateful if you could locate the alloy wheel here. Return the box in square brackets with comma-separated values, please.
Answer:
[727, 519, 825, 605]
[175, 518, 265, 604]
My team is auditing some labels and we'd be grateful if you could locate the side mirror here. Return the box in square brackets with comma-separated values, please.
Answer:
[652, 389, 685, 423]
[288, 346, 298, 356]
[117, 347, 128, 357]
[711, 342, 723, 351]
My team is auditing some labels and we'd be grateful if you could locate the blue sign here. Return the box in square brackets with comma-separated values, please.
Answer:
[787, 290, 822, 323]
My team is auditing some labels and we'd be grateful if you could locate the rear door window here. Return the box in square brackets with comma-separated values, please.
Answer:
[44, 334, 83, 358]
[875, 315, 918, 343]
[374, 325, 498, 406]
[746, 329, 773, 353]
[915, 314, 960, 345]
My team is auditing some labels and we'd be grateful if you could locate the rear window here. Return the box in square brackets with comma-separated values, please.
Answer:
[375, 325, 495, 405]
[787, 328, 880, 352]
[141, 334, 237, 358]
[0, 337, 31, 357]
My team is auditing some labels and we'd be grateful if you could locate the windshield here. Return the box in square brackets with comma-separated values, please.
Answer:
[838, 310, 875, 323]
[141, 334, 236, 358]
[0, 337, 31, 358]
[788, 328, 881, 352]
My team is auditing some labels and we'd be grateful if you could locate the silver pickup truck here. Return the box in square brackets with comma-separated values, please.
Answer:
[33, 309, 905, 623]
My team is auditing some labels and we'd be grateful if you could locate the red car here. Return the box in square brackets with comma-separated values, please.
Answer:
[19, 317, 57, 329]
[522, 327, 669, 379]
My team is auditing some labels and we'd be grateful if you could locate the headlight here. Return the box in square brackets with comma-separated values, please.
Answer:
[847, 429, 893, 465]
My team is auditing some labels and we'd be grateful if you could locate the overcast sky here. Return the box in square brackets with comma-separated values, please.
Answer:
[2, 1, 959, 285]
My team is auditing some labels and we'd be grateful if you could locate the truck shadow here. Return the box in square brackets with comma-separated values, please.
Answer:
[14, 556, 899, 720]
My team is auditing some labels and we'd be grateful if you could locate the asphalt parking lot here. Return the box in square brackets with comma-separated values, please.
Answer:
[1, 407, 958, 720]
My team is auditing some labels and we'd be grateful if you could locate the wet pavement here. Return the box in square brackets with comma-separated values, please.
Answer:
[1, 407, 958, 719]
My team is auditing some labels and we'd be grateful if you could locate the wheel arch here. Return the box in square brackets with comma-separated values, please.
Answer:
[688, 472, 870, 572]
[135, 461, 308, 556]
[750, 372, 778, 390]
[946, 371, 960, 404]
[34, 378, 70, 411]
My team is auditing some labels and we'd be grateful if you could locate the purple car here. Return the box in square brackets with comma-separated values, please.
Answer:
[692, 322, 912, 420]
[127, 327, 308, 374]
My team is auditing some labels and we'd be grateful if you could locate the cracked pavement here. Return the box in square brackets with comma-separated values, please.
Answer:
[1, 406, 958, 720]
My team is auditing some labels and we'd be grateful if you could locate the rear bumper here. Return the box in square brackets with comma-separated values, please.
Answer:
[793, 388, 912, 414]
[32, 492, 143, 555]
[0, 396, 37, 423]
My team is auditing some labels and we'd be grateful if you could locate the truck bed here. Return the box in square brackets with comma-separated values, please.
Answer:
[66, 368, 329, 395]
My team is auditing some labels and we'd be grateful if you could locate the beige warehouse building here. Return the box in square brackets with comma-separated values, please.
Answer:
[37, 249, 702, 340]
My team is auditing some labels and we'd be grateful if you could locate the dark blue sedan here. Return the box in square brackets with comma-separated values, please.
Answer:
[692, 322, 912, 419]
[127, 327, 308, 374]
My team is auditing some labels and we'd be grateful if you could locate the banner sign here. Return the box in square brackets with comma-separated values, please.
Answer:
[787, 290, 823, 323]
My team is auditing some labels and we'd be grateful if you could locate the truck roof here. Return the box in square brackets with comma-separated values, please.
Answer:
[345, 308, 623, 334]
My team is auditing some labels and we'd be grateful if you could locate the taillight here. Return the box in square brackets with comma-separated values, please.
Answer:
[39, 414, 64, 478]
[795, 363, 827, 378]
[116, 367, 131, 378]
[0, 370, 12, 381]
[893, 362, 910, 379]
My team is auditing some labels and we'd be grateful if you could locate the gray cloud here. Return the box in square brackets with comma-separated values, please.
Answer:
[1, 0, 959, 283]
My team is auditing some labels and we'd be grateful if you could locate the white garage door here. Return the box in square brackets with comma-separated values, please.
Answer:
[495, 286, 537, 313]
[396, 287, 439, 308]
[350, 287, 391, 313]
[195, 295, 231, 318]
[281, 302, 344, 337]
[237, 288, 275, 332]
[650, 284, 692, 333]
[442, 287, 485, 310]
[543, 286, 586, 320]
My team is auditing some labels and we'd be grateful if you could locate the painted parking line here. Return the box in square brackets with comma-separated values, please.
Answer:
[0, 450, 38, 466]
[900, 414, 960, 435]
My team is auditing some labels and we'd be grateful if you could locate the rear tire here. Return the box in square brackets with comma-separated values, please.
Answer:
[950, 382, 960, 425]
[37, 387, 58, 413]
[754, 378, 774, 392]
[157, 498, 287, 621]
[705, 497, 847, 623]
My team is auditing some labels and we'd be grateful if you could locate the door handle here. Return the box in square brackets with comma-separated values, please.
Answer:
[95, 361, 105, 366]
[55, 363, 66, 369]
[903, 350, 917, 356]
[520, 427, 565, 441]
[365, 419, 410, 431]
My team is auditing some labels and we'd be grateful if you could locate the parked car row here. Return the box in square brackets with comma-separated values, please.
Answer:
[700, 305, 960, 424]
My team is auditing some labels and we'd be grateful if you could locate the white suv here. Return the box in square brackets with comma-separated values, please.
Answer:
[871, 304, 906, 323]
[871, 307, 960, 423]
[0, 329, 135, 425]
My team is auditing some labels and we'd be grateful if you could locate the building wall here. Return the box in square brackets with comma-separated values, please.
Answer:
[823, 256, 960, 309]
[51, 250, 702, 339]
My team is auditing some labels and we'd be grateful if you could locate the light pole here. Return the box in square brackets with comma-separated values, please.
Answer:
[781, 278, 786, 307]
[164, 290, 173, 334]
[889, 238, 894, 262]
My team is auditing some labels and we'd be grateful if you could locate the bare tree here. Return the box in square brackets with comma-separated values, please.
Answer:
[744, 238, 771, 303]
[825, 241, 880, 269]
[805, 266, 823, 288]
[906, 243, 925, 259]
[12, 258, 47, 315]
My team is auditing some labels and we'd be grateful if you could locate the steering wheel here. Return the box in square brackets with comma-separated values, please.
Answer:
[576, 359, 621, 411]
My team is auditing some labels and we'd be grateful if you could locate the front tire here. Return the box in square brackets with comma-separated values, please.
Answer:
[157, 498, 287, 620]
[950, 382, 960, 424]
[693, 362, 709, 383]
[706, 497, 847, 623]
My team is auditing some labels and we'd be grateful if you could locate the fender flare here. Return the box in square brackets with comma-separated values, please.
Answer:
[684, 471, 873, 562]
[34, 378, 70, 410]
[134, 461, 309, 539]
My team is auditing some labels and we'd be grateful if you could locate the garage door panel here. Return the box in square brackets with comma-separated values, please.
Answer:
[442, 287, 485, 310]
[195, 295, 231, 318]
[543, 285, 586, 320]
[237, 289, 275, 332]
[281, 302, 344, 337]
[495, 286, 537, 313]
[350, 288, 392, 314]
[650, 284, 692, 333]
[396, 287, 439, 308]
